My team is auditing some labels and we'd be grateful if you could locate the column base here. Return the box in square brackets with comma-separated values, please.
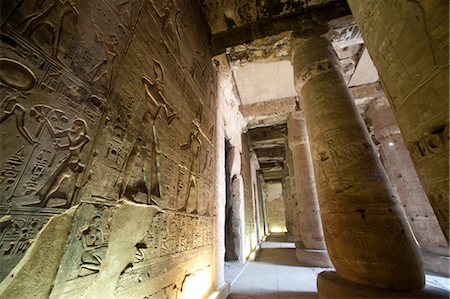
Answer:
[295, 247, 333, 268]
[317, 271, 449, 299]
[422, 247, 450, 276]
[287, 234, 298, 242]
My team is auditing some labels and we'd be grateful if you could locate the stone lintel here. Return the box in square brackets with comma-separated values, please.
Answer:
[239, 97, 297, 118]
[211, 1, 351, 55]
[254, 146, 285, 162]
[349, 82, 384, 99]
[248, 125, 287, 146]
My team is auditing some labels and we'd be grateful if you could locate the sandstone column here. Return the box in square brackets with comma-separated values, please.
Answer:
[287, 111, 331, 267]
[284, 145, 303, 243]
[347, 0, 449, 242]
[291, 34, 424, 296]
[367, 97, 449, 275]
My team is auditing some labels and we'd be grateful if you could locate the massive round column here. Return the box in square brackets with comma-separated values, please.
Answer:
[347, 0, 449, 243]
[291, 33, 424, 295]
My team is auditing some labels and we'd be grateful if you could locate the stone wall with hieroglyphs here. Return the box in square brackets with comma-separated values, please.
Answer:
[0, 0, 216, 297]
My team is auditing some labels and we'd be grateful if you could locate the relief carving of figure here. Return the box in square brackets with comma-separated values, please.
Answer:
[0, 58, 38, 145]
[87, 23, 119, 84]
[117, 59, 178, 205]
[18, 0, 80, 58]
[179, 106, 212, 215]
[26, 116, 90, 208]
[78, 214, 105, 276]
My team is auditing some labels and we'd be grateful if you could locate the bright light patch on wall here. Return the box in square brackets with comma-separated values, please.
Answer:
[388, 142, 395, 146]
[269, 226, 286, 233]
[181, 267, 211, 299]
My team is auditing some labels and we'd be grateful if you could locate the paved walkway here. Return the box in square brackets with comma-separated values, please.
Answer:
[225, 233, 450, 299]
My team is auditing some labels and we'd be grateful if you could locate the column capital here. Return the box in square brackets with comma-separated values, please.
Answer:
[291, 34, 341, 91]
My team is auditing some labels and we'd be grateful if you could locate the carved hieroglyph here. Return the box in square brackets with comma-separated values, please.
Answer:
[347, 0, 449, 242]
[291, 34, 424, 291]
[1, 2, 216, 296]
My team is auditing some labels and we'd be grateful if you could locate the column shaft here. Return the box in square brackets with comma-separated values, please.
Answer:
[288, 112, 326, 250]
[291, 34, 424, 291]
[368, 97, 447, 249]
[284, 145, 303, 242]
[347, 0, 449, 242]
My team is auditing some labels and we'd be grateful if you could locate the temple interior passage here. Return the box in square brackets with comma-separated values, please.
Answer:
[0, 0, 448, 298]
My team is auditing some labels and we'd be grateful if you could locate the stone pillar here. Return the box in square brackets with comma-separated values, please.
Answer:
[287, 111, 332, 267]
[347, 0, 449, 243]
[367, 97, 449, 275]
[225, 174, 245, 262]
[257, 173, 269, 236]
[291, 34, 424, 296]
[284, 145, 303, 243]
[282, 167, 295, 236]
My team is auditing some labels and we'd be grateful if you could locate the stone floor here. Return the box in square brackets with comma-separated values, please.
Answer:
[225, 234, 450, 299]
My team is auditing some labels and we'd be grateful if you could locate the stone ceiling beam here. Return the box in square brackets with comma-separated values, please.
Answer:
[349, 82, 383, 99]
[240, 97, 297, 118]
[248, 125, 287, 146]
[211, 0, 351, 55]
[254, 146, 286, 162]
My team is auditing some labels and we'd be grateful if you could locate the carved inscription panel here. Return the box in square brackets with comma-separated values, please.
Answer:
[0, 0, 142, 280]
[1, 0, 217, 297]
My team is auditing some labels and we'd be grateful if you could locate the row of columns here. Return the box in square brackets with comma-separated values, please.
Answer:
[347, 0, 449, 242]
[287, 112, 332, 267]
[290, 33, 424, 295]
[367, 97, 447, 253]
[283, 1, 449, 294]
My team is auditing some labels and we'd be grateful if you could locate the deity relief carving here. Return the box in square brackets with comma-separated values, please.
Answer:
[150, 0, 182, 56]
[17, 0, 80, 59]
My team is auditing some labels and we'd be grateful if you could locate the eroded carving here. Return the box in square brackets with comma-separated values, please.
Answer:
[179, 106, 213, 215]
[18, 0, 80, 59]
[0, 58, 38, 144]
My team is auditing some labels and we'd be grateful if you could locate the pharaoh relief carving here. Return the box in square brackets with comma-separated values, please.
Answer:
[178, 105, 213, 216]
[116, 59, 178, 205]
